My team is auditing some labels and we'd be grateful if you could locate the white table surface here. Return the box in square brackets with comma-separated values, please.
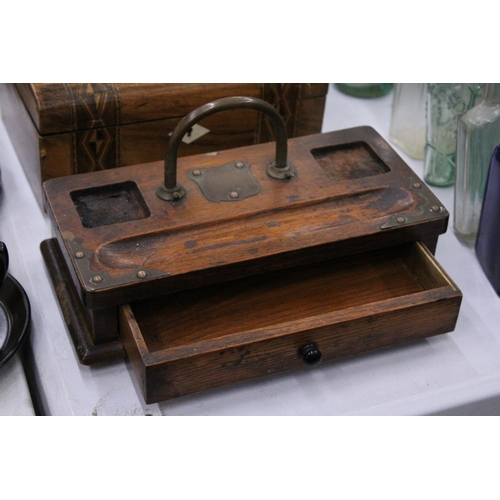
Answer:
[0, 354, 35, 416]
[1, 84, 499, 416]
[0, 112, 35, 416]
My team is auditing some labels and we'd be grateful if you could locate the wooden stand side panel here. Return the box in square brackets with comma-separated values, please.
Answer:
[294, 96, 328, 138]
[41, 239, 125, 365]
[40, 134, 73, 181]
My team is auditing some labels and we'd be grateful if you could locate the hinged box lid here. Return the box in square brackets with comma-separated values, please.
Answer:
[16, 83, 329, 135]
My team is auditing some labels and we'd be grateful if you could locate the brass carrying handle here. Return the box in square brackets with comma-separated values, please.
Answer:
[156, 96, 295, 201]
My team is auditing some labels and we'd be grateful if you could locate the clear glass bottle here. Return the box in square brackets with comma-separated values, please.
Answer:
[423, 83, 484, 187]
[454, 83, 500, 244]
[389, 83, 427, 159]
[335, 83, 393, 98]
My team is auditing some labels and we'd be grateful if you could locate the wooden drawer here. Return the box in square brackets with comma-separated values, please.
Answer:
[119, 241, 462, 404]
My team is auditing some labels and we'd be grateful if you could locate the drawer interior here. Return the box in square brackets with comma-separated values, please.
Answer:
[120, 240, 461, 402]
[124, 241, 458, 353]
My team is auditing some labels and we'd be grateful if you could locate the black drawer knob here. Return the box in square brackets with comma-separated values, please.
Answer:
[299, 343, 322, 367]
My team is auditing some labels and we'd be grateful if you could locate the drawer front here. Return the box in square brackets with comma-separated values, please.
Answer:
[120, 289, 461, 404]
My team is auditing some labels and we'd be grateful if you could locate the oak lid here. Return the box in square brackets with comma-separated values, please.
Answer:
[15, 83, 329, 135]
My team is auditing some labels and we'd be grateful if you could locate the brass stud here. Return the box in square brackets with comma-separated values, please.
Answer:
[137, 270, 148, 279]
[230, 191, 239, 199]
[91, 275, 103, 284]
[412, 182, 422, 189]
[430, 205, 441, 212]
[74, 251, 85, 259]
[192, 169, 202, 176]
[396, 216, 406, 223]
[235, 162, 244, 168]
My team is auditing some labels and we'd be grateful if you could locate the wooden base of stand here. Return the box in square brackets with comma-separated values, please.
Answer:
[41, 238, 126, 365]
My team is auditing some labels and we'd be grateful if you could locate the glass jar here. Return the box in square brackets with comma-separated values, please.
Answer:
[454, 83, 500, 243]
[335, 83, 393, 98]
[423, 83, 484, 187]
[389, 83, 427, 159]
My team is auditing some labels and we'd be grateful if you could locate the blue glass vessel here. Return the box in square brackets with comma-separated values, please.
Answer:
[475, 145, 500, 295]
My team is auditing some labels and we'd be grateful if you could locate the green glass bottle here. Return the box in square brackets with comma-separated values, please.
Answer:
[423, 83, 484, 187]
[335, 83, 393, 98]
[454, 83, 500, 244]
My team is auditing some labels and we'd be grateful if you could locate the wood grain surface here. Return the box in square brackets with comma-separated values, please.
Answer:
[4, 84, 327, 208]
[44, 126, 450, 310]
[120, 242, 462, 403]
